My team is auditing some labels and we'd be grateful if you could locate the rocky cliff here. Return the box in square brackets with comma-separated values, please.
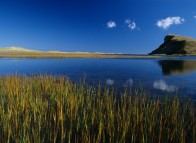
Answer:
[149, 34, 196, 55]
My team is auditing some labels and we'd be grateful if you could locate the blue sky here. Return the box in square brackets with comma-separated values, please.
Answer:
[0, 0, 196, 54]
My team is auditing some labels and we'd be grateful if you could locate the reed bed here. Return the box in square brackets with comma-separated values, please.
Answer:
[0, 75, 195, 143]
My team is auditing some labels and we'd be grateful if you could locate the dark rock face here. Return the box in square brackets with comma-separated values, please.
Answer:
[149, 34, 196, 55]
[164, 34, 175, 42]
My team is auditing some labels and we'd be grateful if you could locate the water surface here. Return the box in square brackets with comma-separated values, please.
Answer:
[0, 57, 196, 99]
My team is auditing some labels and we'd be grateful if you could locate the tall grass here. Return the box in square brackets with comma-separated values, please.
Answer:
[0, 75, 195, 143]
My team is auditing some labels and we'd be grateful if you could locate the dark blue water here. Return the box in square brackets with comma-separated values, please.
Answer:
[0, 57, 196, 99]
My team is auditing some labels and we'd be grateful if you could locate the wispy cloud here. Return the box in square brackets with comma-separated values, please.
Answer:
[156, 16, 185, 29]
[107, 21, 116, 28]
[125, 19, 138, 30]
[194, 16, 196, 19]
[153, 80, 177, 92]
[106, 79, 114, 85]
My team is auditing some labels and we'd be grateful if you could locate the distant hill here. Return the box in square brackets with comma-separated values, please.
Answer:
[149, 34, 196, 55]
[0, 47, 41, 53]
[0, 46, 161, 58]
[0, 47, 121, 55]
[0, 47, 102, 54]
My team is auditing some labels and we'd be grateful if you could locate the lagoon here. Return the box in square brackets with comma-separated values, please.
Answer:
[0, 57, 196, 100]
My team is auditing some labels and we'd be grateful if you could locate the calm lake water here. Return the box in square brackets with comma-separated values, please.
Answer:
[0, 57, 196, 100]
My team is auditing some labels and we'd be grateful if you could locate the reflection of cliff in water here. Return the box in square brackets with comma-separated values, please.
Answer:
[158, 60, 196, 75]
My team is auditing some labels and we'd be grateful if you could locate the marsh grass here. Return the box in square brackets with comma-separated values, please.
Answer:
[0, 75, 195, 143]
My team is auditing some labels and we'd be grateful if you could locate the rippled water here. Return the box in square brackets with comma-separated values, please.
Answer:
[0, 57, 196, 99]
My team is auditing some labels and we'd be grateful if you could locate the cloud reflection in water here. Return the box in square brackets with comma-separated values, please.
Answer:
[153, 80, 177, 92]
[127, 78, 133, 86]
[106, 79, 114, 85]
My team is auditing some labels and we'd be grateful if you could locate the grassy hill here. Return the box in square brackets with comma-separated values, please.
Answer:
[0, 47, 41, 53]
[0, 47, 161, 58]
[149, 34, 196, 55]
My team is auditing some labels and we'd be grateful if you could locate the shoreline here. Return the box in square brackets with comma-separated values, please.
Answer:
[0, 52, 194, 58]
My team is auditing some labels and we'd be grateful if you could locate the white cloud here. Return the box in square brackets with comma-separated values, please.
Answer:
[106, 79, 114, 85]
[153, 80, 177, 92]
[156, 16, 185, 29]
[125, 19, 139, 30]
[128, 22, 136, 30]
[107, 21, 116, 28]
[125, 19, 138, 30]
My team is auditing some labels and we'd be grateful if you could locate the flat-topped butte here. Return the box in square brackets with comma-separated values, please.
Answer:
[150, 34, 196, 55]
